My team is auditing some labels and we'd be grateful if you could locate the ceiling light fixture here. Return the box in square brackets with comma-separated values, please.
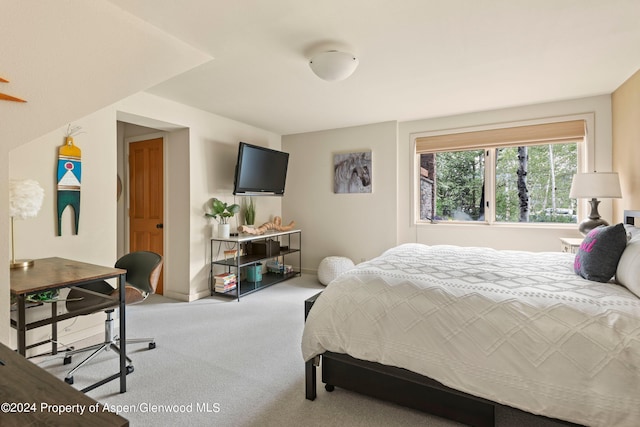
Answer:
[309, 50, 358, 82]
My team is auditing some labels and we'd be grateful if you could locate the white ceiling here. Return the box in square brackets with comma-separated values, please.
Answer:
[108, 0, 640, 135]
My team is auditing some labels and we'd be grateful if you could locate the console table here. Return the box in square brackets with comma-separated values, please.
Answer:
[210, 229, 301, 301]
[10, 257, 128, 393]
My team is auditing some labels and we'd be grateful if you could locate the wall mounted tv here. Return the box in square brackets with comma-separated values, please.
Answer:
[233, 142, 289, 196]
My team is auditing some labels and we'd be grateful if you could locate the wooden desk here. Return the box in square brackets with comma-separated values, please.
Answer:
[0, 342, 128, 426]
[10, 257, 128, 393]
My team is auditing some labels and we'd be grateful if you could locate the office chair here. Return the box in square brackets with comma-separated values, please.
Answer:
[63, 251, 163, 385]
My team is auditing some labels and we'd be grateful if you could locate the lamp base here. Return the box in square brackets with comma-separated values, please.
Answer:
[578, 198, 609, 236]
[10, 259, 34, 269]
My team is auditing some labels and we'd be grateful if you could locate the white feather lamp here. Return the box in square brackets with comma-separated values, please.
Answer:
[9, 179, 44, 268]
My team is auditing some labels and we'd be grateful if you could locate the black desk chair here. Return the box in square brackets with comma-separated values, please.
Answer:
[63, 251, 163, 385]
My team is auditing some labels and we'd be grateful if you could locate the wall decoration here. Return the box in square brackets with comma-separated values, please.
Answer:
[0, 77, 27, 102]
[333, 151, 372, 193]
[56, 125, 83, 235]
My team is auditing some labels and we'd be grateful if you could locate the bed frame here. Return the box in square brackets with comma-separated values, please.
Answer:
[304, 210, 640, 426]
[304, 292, 499, 426]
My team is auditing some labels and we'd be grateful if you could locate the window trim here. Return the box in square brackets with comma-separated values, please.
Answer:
[411, 114, 595, 226]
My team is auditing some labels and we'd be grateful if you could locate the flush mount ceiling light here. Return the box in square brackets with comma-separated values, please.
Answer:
[309, 50, 359, 82]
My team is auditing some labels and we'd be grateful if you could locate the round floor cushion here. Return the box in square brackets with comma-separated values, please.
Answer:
[318, 256, 355, 285]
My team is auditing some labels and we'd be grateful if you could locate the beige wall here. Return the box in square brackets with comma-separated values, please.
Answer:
[612, 69, 640, 219]
[282, 122, 398, 270]
[116, 93, 282, 301]
[282, 95, 615, 274]
[7, 106, 119, 352]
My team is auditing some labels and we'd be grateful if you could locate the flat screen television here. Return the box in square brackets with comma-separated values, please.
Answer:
[233, 142, 289, 196]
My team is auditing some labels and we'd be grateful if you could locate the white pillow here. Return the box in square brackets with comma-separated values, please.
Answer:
[624, 224, 640, 240]
[616, 236, 640, 298]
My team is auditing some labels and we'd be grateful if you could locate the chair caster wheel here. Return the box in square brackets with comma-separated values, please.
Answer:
[325, 384, 335, 392]
[126, 365, 134, 374]
[63, 356, 72, 365]
[148, 342, 156, 350]
[65, 376, 74, 385]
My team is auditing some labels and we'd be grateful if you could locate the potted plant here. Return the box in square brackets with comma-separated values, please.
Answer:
[205, 198, 240, 238]
[243, 196, 256, 226]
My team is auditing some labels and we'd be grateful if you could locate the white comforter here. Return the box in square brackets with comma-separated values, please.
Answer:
[302, 244, 640, 427]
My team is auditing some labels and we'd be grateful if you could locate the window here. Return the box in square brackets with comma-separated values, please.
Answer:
[416, 120, 584, 224]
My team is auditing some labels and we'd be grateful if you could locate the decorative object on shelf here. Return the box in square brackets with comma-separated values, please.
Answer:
[0, 76, 27, 102]
[334, 151, 371, 193]
[245, 263, 263, 282]
[224, 249, 238, 260]
[57, 125, 83, 236]
[318, 256, 355, 286]
[205, 197, 240, 239]
[243, 196, 256, 226]
[309, 50, 358, 82]
[569, 172, 622, 235]
[9, 179, 44, 269]
[238, 216, 295, 235]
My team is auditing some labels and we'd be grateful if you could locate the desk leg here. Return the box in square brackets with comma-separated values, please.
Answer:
[51, 301, 58, 355]
[118, 272, 127, 393]
[17, 295, 26, 356]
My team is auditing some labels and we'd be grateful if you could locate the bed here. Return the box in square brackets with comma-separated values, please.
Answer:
[302, 212, 640, 427]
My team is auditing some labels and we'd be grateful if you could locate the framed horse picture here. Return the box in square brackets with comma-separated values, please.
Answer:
[333, 151, 372, 194]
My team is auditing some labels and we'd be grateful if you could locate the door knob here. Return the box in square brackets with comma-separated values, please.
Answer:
[156, 223, 163, 229]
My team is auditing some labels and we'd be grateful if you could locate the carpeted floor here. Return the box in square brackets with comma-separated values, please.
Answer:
[38, 275, 569, 426]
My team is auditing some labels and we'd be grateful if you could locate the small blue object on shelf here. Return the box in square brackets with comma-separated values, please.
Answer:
[246, 263, 263, 282]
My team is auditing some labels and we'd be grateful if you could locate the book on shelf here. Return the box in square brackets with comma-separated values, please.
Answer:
[215, 272, 236, 283]
[215, 284, 236, 293]
[214, 272, 237, 293]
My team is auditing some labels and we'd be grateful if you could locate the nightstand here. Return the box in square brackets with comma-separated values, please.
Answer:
[560, 237, 583, 254]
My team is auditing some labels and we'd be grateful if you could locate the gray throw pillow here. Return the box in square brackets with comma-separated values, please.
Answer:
[574, 223, 627, 282]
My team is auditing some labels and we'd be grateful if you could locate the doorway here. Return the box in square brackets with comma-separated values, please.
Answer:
[125, 134, 165, 294]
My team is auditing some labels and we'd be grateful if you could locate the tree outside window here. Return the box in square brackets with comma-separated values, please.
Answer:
[419, 142, 578, 224]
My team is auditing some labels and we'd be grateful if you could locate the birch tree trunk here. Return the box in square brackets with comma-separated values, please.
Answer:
[549, 144, 557, 216]
[517, 146, 529, 222]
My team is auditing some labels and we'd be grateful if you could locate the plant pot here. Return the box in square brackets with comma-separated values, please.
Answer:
[218, 223, 231, 239]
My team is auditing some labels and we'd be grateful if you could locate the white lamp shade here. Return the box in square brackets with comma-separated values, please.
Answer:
[569, 172, 622, 199]
[309, 50, 358, 82]
[9, 179, 44, 219]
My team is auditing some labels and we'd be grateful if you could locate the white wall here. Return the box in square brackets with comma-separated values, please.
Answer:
[398, 95, 614, 251]
[282, 121, 398, 271]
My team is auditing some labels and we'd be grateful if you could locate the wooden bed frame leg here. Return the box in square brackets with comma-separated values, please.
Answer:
[305, 358, 316, 400]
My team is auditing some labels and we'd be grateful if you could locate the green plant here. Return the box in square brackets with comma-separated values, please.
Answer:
[205, 198, 240, 224]
[243, 196, 256, 225]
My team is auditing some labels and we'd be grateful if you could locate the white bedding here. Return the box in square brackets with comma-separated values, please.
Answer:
[302, 243, 640, 427]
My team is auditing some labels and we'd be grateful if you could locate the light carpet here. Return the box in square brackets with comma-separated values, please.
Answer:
[39, 275, 569, 427]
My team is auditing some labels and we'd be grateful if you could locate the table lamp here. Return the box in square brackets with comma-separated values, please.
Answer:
[569, 172, 622, 235]
[9, 179, 44, 268]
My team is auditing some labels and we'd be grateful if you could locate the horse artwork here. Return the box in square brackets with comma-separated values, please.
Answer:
[333, 151, 372, 194]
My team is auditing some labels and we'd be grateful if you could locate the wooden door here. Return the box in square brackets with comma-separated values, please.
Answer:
[129, 138, 164, 294]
